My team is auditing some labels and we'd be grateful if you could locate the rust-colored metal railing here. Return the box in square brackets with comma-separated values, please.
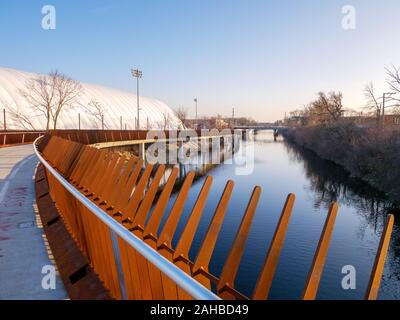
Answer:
[49, 129, 235, 145]
[34, 134, 395, 300]
[0, 130, 45, 147]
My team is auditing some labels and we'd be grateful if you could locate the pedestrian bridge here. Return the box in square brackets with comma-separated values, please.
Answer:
[31, 130, 393, 300]
[0, 129, 393, 300]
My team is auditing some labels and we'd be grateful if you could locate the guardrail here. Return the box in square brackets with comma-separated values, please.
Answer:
[34, 133, 395, 300]
[0, 130, 45, 147]
[49, 129, 235, 145]
[49, 129, 150, 145]
[34, 135, 220, 300]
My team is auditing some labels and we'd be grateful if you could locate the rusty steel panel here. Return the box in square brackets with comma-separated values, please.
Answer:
[365, 214, 394, 300]
[112, 158, 144, 216]
[302, 203, 339, 300]
[132, 165, 166, 230]
[192, 180, 234, 289]
[122, 164, 154, 220]
[174, 175, 213, 265]
[252, 193, 295, 300]
[157, 171, 196, 249]
[157, 171, 195, 300]
[143, 168, 179, 239]
[217, 186, 261, 299]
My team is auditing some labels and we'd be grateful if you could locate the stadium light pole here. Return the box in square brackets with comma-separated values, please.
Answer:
[131, 68, 143, 129]
[194, 98, 198, 120]
[3, 109, 6, 131]
[194, 98, 198, 129]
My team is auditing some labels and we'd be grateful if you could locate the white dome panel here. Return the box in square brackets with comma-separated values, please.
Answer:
[0, 67, 183, 130]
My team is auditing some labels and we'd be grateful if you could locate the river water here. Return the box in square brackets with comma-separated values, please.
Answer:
[152, 130, 400, 300]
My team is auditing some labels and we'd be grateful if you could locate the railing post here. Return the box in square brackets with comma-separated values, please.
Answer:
[3, 108, 6, 131]
[139, 142, 146, 165]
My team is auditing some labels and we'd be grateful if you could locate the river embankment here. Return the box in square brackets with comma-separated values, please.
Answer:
[282, 123, 400, 205]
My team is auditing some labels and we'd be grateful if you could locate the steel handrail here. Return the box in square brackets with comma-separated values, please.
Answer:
[33, 136, 220, 300]
[1, 131, 46, 135]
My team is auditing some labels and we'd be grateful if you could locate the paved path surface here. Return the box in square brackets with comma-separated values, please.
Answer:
[0, 144, 67, 299]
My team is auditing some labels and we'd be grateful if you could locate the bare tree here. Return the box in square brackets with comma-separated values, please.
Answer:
[19, 73, 56, 130]
[175, 107, 188, 126]
[386, 65, 400, 95]
[51, 72, 82, 129]
[84, 99, 107, 129]
[392, 106, 400, 115]
[157, 111, 171, 130]
[364, 82, 382, 126]
[19, 70, 82, 130]
[386, 65, 400, 113]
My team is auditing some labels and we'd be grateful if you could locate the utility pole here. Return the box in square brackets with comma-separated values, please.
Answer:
[120, 116, 123, 130]
[78, 113, 81, 130]
[131, 68, 143, 130]
[101, 115, 104, 130]
[3, 109, 6, 131]
[232, 107, 235, 128]
[194, 98, 198, 119]
[382, 92, 396, 130]
[194, 98, 198, 129]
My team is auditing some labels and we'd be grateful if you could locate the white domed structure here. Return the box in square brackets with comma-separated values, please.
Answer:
[0, 66, 183, 130]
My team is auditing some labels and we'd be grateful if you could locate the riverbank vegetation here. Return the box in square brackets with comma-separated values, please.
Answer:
[283, 66, 400, 203]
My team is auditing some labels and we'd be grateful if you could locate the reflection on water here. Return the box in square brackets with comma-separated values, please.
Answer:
[282, 141, 400, 299]
[284, 141, 397, 230]
[152, 130, 400, 300]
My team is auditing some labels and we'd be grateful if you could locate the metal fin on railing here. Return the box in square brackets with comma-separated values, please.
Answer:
[143, 168, 179, 240]
[217, 186, 261, 299]
[156, 171, 195, 300]
[157, 171, 196, 249]
[302, 202, 339, 300]
[252, 193, 295, 300]
[132, 165, 166, 230]
[365, 214, 394, 300]
[192, 180, 234, 289]
[174, 175, 214, 266]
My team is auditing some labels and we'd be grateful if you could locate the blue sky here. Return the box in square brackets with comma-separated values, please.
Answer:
[0, 0, 399, 121]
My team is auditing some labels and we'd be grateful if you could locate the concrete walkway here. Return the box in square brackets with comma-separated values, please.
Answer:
[0, 144, 67, 299]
